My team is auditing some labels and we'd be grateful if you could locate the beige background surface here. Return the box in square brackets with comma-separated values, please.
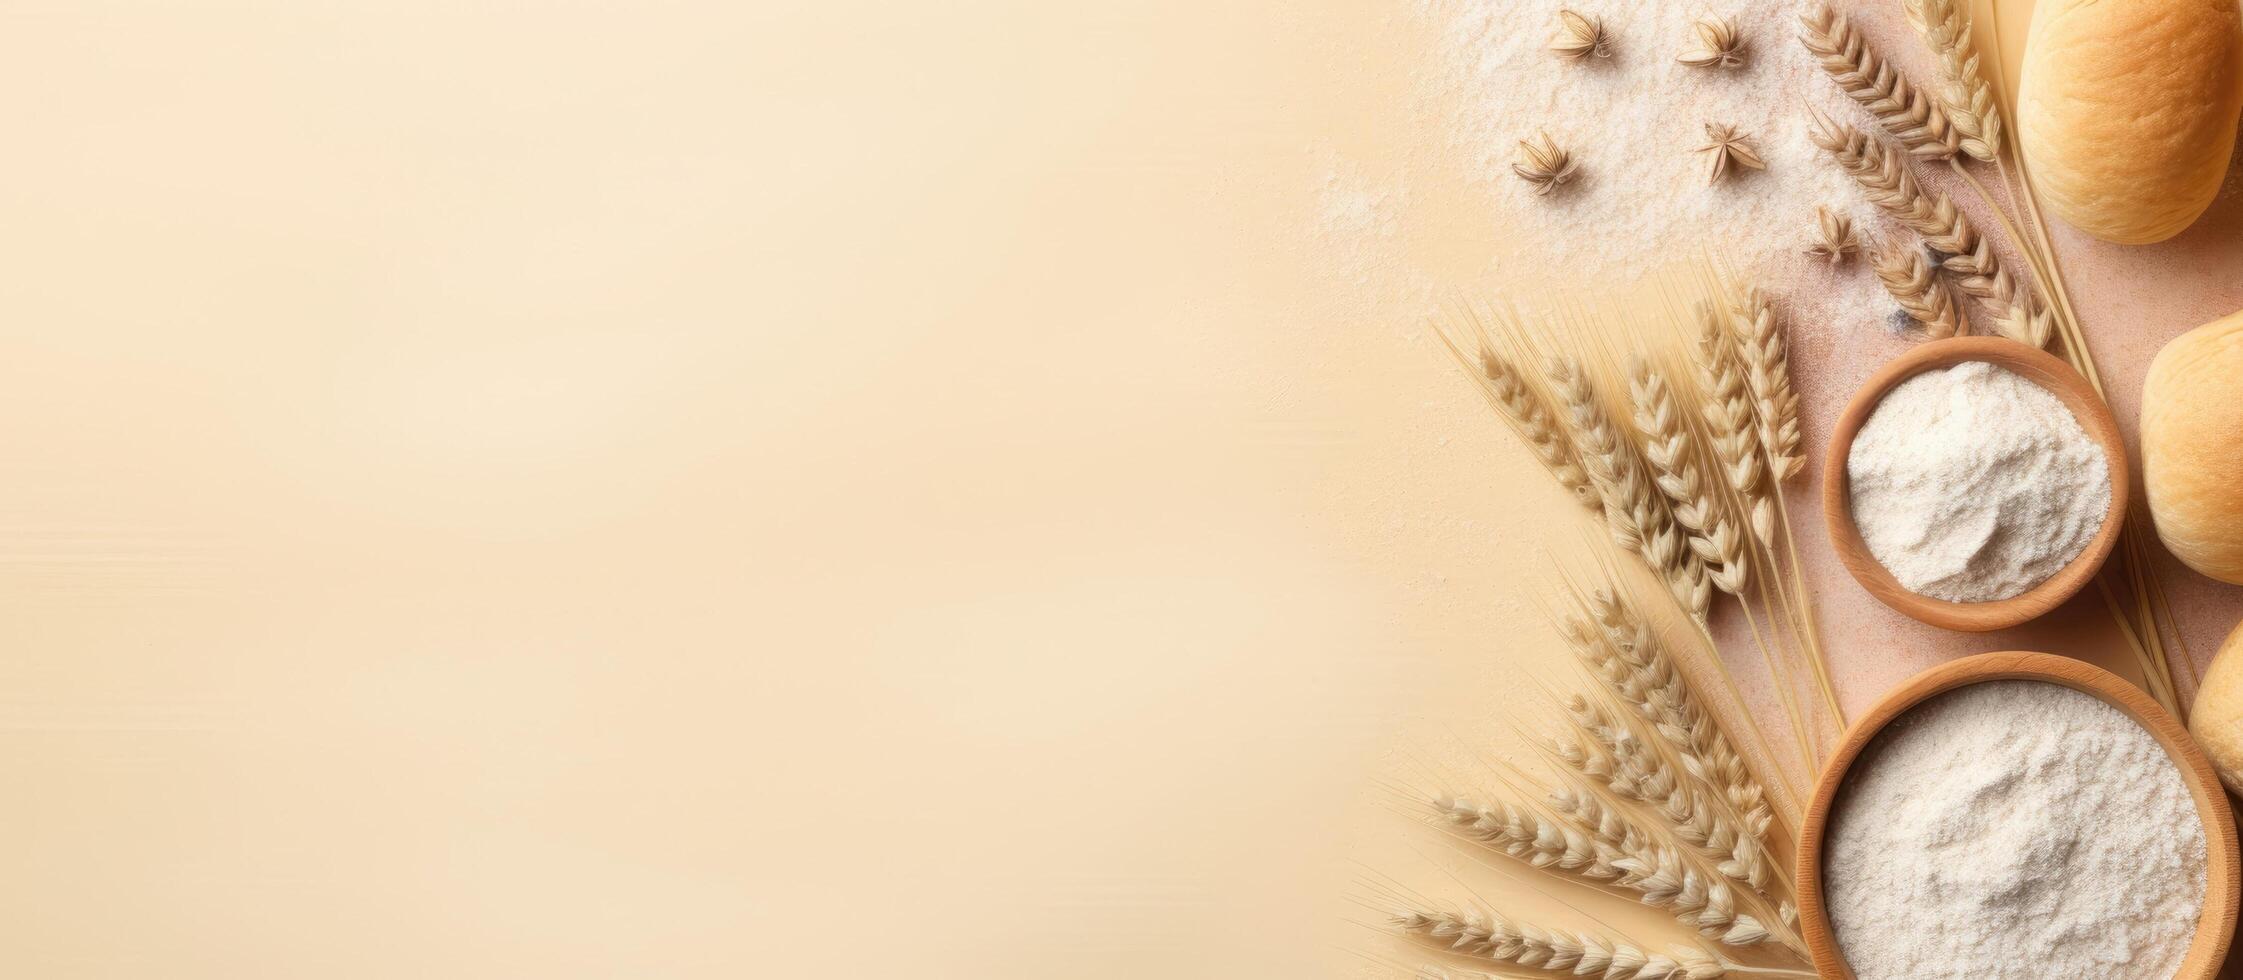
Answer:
[0, 1, 2236, 977]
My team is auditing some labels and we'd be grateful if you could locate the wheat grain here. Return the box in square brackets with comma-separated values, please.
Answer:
[1872, 243, 1965, 338]
[1804, 205, 1858, 264]
[1798, 1, 1960, 159]
[1549, 357, 1711, 620]
[1551, 9, 1613, 60]
[1806, 109, 2053, 349]
[1678, 16, 1746, 70]
[1393, 906, 1737, 979]
[1911, 0, 2002, 161]
[1728, 288, 1802, 483]
[1514, 132, 1580, 197]
[1692, 307, 1775, 544]
[1695, 123, 1766, 186]
[1631, 363, 1749, 596]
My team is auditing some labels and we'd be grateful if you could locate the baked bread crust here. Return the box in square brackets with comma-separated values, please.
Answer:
[2145, 310, 2243, 583]
[2019, 0, 2243, 245]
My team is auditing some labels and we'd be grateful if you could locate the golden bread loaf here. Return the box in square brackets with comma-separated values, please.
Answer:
[2191, 617, 2243, 794]
[2018, 0, 2243, 244]
[2145, 309, 2243, 583]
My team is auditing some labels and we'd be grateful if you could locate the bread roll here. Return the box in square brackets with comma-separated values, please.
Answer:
[2145, 309, 2243, 582]
[2018, 0, 2243, 245]
[2191, 617, 2243, 794]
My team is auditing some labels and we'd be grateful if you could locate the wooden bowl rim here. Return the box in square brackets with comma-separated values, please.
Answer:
[1819, 336, 2130, 632]
[1795, 652, 2240, 980]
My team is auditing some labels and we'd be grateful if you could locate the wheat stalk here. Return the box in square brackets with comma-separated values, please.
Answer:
[1806, 108, 2052, 348]
[1630, 362, 1749, 596]
[1549, 356, 1712, 620]
[1726, 289, 1802, 483]
[1797, 1, 1959, 159]
[1872, 244, 1965, 337]
[1909, 0, 2002, 161]
[1392, 906, 1760, 979]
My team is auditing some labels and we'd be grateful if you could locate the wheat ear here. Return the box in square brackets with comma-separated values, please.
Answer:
[1725, 290, 1803, 483]
[1630, 362, 1749, 596]
[1582, 589, 1772, 837]
[1911, 0, 2001, 161]
[1691, 308, 1774, 544]
[1392, 906, 1754, 979]
[1430, 796, 1773, 947]
[1872, 244, 1965, 338]
[1806, 109, 2053, 348]
[1475, 347, 1602, 514]
[1434, 796, 1627, 880]
[1797, 1, 1959, 159]
[1548, 357, 1712, 620]
[1560, 696, 1774, 896]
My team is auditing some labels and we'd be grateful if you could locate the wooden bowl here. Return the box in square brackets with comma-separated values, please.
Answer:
[1821, 336, 2129, 631]
[1796, 652, 2240, 980]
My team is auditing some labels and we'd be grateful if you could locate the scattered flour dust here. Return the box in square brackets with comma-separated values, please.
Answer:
[1825, 680, 2206, 980]
[1321, 0, 1906, 338]
[1845, 361, 2110, 602]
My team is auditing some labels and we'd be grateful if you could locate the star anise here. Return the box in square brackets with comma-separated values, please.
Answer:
[1550, 10, 1612, 60]
[1695, 122, 1766, 185]
[1513, 132, 1580, 196]
[1805, 206, 1860, 264]
[1678, 16, 1745, 69]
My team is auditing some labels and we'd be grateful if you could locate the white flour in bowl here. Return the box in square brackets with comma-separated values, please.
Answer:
[1845, 360, 2110, 602]
[1824, 680, 2207, 980]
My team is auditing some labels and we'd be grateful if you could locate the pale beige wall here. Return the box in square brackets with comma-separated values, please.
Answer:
[0, 2, 1549, 976]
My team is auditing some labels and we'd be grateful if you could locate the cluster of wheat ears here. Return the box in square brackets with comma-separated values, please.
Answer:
[1370, 3, 2196, 978]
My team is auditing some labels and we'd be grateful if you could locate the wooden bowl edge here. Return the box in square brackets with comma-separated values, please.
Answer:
[1819, 338, 2128, 632]
[1795, 652, 2239, 980]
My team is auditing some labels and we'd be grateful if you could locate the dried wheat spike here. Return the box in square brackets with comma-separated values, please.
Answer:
[1551, 9, 1613, 60]
[1476, 348, 1600, 512]
[1804, 206, 1858, 264]
[1584, 588, 1772, 836]
[1514, 132, 1580, 196]
[1912, 0, 2002, 161]
[1798, 1, 1960, 159]
[1729, 288, 1803, 482]
[1630, 362, 1749, 595]
[1393, 906, 1730, 979]
[1548, 356, 1711, 620]
[1544, 785, 1780, 950]
[1563, 696, 1774, 895]
[1678, 17, 1745, 69]
[1871, 244, 1965, 338]
[1434, 796, 1627, 882]
[1692, 307, 1775, 543]
[1613, 844, 1778, 947]
[1549, 781, 1653, 853]
[1806, 109, 2052, 348]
